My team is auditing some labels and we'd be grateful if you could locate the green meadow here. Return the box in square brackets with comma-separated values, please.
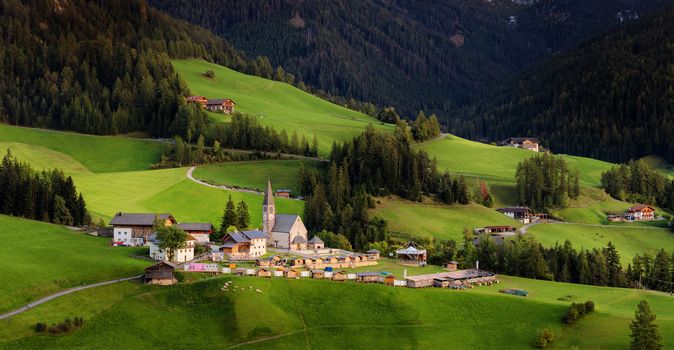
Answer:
[0, 125, 162, 172]
[1, 274, 672, 350]
[0, 215, 150, 314]
[372, 198, 522, 241]
[193, 160, 324, 196]
[417, 134, 614, 186]
[528, 222, 674, 265]
[171, 59, 393, 155]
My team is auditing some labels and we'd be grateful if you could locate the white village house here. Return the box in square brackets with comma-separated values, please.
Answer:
[149, 233, 197, 263]
[110, 213, 176, 246]
[221, 229, 268, 258]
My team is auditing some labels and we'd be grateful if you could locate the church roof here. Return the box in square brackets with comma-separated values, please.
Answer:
[263, 179, 275, 207]
[273, 214, 300, 233]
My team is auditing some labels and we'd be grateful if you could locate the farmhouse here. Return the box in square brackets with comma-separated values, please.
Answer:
[625, 204, 656, 221]
[186, 95, 208, 108]
[110, 212, 176, 246]
[221, 229, 267, 259]
[148, 233, 196, 263]
[396, 241, 427, 266]
[473, 226, 517, 235]
[276, 189, 291, 198]
[406, 269, 497, 288]
[499, 137, 540, 152]
[144, 261, 176, 285]
[205, 98, 236, 114]
[497, 207, 533, 224]
[262, 180, 309, 250]
[175, 222, 213, 243]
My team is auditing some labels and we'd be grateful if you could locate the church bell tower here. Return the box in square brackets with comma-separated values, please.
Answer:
[262, 179, 276, 235]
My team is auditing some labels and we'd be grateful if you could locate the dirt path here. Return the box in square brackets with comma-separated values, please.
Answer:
[0, 275, 142, 321]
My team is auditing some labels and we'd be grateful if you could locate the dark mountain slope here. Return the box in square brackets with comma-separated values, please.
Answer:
[148, 0, 664, 118]
[0, 0, 253, 137]
[460, 5, 674, 163]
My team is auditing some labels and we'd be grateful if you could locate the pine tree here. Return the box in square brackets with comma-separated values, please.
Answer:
[219, 196, 238, 234]
[629, 300, 663, 350]
[236, 200, 250, 230]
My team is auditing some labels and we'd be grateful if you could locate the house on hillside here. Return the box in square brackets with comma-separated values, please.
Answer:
[625, 204, 656, 221]
[144, 261, 176, 285]
[276, 189, 291, 198]
[205, 98, 236, 114]
[175, 223, 213, 243]
[497, 207, 533, 224]
[110, 212, 176, 246]
[499, 137, 540, 152]
[186, 96, 208, 108]
[221, 229, 267, 258]
[148, 233, 196, 263]
[262, 180, 309, 250]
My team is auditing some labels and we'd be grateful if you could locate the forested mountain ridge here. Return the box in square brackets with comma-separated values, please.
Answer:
[458, 4, 674, 164]
[148, 0, 665, 119]
[0, 0, 269, 137]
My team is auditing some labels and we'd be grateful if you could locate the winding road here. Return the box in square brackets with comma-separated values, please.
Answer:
[0, 275, 142, 321]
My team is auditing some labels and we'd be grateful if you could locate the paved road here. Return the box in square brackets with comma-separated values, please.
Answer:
[0, 275, 142, 321]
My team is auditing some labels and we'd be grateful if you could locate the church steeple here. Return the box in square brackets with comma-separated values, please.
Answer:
[262, 179, 275, 234]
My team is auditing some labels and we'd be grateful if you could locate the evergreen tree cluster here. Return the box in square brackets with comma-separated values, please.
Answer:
[601, 160, 674, 212]
[0, 150, 88, 226]
[215, 196, 250, 240]
[0, 0, 285, 137]
[515, 154, 580, 211]
[460, 4, 674, 163]
[628, 249, 674, 294]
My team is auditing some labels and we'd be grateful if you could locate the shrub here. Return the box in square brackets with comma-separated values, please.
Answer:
[584, 300, 595, 313]
[175, 271, 185, 283]
[564, 307, 579, 324]
[534, 328, 555, 348]
[203, 70, 215, 78]
[34, 322, 47, 333]
[36, 317, 84, 335]
[573, 302, 587, 316]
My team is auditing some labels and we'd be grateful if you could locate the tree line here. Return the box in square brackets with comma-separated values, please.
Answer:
[601, 160, 674, 213]
[0, 150, 88, 226]
[516, 154, 580, 211]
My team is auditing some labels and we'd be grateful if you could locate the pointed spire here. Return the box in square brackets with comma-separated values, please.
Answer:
[263, 179, 275, 207]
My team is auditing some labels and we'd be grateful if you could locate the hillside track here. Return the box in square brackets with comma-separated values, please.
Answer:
[0, 275, 142, 320]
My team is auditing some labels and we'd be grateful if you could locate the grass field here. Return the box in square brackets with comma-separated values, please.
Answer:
[417, 135, 614, 187]
[172, 59, 393, 155]
[0, 215, 151, 314]
[193, 160, 324, 196]
[528, 222, 674, 265]
[0, 124, 163, 172]
[371, 197, 522, 241]
[1, 274, 672, 349]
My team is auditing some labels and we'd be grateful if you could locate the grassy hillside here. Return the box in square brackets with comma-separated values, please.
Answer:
[417, 134, 614, 187]
[1, 275, 672, 349]
[0, 215, 150, 314]
[172, 59, 393, 155]
[528, 223, 674, 265]
[372, 198, 521, 241]
[0, 125, 163, 172]
[193, 160, 324, 196]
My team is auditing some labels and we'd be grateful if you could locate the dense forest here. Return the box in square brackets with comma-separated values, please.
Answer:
[0, 150, 88, 226]
[0, 0, 282, 137]
[149, 0, 662, 118]
[600, 160, 674, 212]
[515, 154, 580, 211]
[459, 4, 674, 163]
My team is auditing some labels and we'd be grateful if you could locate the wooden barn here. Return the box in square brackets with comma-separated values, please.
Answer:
[144, 261, 176, 285]
[186, 96, 208, 108]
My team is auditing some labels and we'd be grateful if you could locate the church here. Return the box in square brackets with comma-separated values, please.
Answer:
[262, 180, 309, 250]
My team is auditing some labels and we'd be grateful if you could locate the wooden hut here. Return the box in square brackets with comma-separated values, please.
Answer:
[366, 249, 381, 260]
[289, 257, 305, 267]
[233, 268, 246, 276]
[356, 272, 380, 283]
[384, 275, 395, 286]
[257, 268, 272, 278]
[285, 268, 301, 279]
[332, 271, 348, 281]
[445, 261, 458, 271]
[312, 270, 325, 279]
[144, 261, 176, 285]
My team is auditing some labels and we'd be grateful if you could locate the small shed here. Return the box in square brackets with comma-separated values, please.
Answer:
[285, 268, 301, 279]
[384, 275, 396, 286]
[332, 271, 348, 281]
[144, 261, 176, 285]
[300, 270, 311, 278]
[312, 270, 325, 279]
[446, 261, 459, 271]
[356, 272, 380, 283]
[289, 257, 305, 267]
[233, 268, 246, 276]
[273, 269, 284, 277]
[257, 268, 272, 278]
[366, 249, 381, 260]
